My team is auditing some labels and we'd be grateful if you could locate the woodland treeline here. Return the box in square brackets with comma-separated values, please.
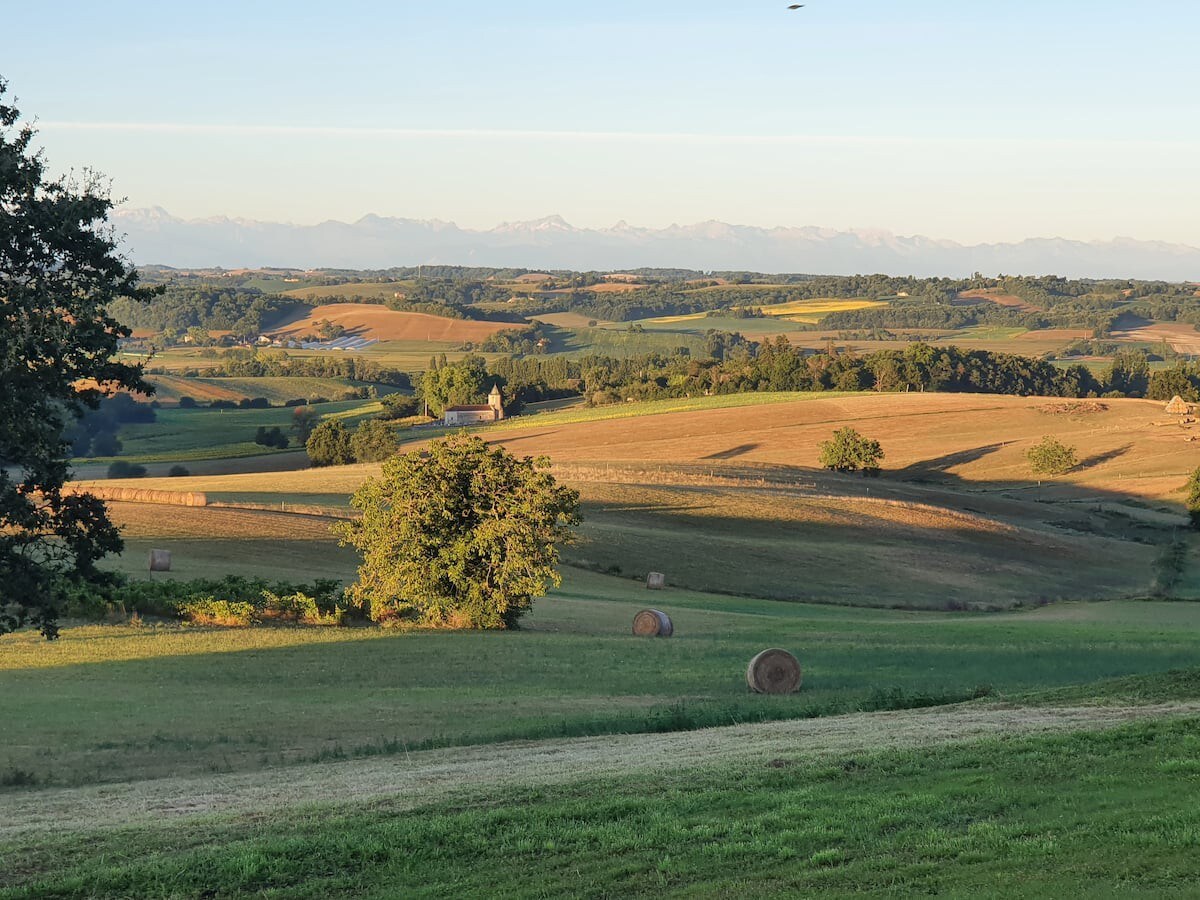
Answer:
[113, 271, 1200, 337]
[145, 349, 413, 388]
[419, 339, 1188, 413]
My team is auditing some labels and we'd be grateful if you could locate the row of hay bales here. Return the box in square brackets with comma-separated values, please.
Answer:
[65, 485, 208, 507]
[633, 607, 803, 695]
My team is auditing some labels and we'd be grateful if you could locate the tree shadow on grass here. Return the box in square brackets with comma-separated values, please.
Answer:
[1073, 444, 1133, 473]
[895, 443, 1011, 480]
[702, 443, 761, 460]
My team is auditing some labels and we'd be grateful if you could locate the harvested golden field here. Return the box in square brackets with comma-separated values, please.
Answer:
[578, 282, 643, 293]
[957, 288, 1041, 313]
[1019, 328, 1091, 343]
[142, 374, 245, 402]
[483, 393, 1195, 506]
[758, 298, 885, 322]
[1110, 320, 1200, 355]
[105, 502, 358, 582]
[94, 391, 1195, 605]
[267, 304, 513, 343]
[566, 480, 1154, 605]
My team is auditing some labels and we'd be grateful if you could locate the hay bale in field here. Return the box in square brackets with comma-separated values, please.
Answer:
[632, 608, 673, 637]
[746, 648, 802, 694]
[1166, 395, 1191, 416]
[148, 549, 172, 572]
[646, 572, 666, 590]
[187, 492, 208, 507]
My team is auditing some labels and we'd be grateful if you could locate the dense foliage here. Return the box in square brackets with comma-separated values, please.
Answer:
[450, 340, 1113, 412]
[108, 284, 294, 339]
[150, 348, 411, 388]
[1186, 468, 1200, 529]
[64, 393, 155, 457]
[67, 575, 353, 625]
[305, 420, 354, 467]
[337, 434, 580, 629]
[1026, 437, 1078, 477]
[0, 83, 154, 638]
[819, 428, 884, 475]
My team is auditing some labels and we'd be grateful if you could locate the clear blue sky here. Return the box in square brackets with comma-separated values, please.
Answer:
[5, 0, 1198, 244]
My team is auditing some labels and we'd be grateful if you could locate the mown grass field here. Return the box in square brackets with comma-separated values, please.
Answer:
[554, 325, 713, 357]
[144, 374, 396, 405]
[83, 398, 383, 465]
[5, 569, 1200, 791]
[6, 711, 1199, 897]
[17, 388, 1200, 895]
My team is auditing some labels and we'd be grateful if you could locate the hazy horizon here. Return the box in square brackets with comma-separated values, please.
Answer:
[111, 205, 1200, 279]
[7, 1, 1199, 248]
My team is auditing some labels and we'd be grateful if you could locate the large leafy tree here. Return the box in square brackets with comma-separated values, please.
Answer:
[818, 427, 884, 476]
[1, 80, 154, 638]
[337, 434, 581, 629]
[1186, 467, 1200, 530]
[1026, 436, 1077, 478]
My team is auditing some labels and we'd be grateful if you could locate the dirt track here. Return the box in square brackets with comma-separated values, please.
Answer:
[4, 700, 1196, 838]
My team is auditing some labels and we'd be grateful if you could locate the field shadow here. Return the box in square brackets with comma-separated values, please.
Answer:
[487, 431, 557, 446]
[895, 443, 1010, 480]
[702, 443, 761, 460]
[1073, 444, 1133, 473]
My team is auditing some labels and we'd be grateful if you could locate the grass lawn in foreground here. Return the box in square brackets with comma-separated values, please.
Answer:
[3, 566, 1200, 788]
[4, 713, 1199, 897]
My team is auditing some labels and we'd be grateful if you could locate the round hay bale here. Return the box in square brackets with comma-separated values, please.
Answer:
[746, 648, 802, 694]
[632, 608, 673, 637]
[646, 572, 666, 590]
[148, 549, 172, 572]
[188, 492, 208, 507]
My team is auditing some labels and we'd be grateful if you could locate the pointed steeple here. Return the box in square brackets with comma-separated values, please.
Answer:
[488, 384, 505, 419]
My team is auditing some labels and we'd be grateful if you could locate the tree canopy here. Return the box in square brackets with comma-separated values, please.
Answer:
[1026, 436, 1078, 477]
[336, 434, 580, 629]
[1186, 467, 1200, 530]
[818, 427, 884, 475]
[0, 80, 154, 638]
[305, 420, 353, 467]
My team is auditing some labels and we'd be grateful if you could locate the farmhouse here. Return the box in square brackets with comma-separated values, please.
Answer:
[444, 384, 505, 426]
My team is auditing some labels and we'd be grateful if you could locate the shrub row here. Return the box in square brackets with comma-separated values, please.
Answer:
[70, 576, 362, 627]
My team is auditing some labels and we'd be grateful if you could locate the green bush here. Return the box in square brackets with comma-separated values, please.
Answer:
[1026, 436, 1077, 477]
[106, 460, 147, 479]
[351, 419, 398, 462]
[306, 420, 354, 467]
[379, 393, 421, 419]
[73, 576, 360, 627]
[818, 427, 884, 475]
[178, 597, 258, 626]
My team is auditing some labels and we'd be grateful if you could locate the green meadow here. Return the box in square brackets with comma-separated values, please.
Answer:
[4, 569, 1200, 790]
[82, 399, 384, 464]
[6, 714, 1199, 897]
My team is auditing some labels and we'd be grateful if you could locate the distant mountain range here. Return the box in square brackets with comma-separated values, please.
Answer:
[113, 207, 1200, 280]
